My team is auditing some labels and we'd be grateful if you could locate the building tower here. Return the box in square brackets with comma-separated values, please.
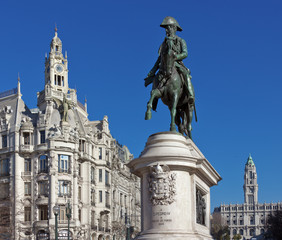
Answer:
[44, 27, 68, 92]
[243, 154, 258, 205]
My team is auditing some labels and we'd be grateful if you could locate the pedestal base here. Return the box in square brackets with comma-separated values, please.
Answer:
[128, 132, 221, 240]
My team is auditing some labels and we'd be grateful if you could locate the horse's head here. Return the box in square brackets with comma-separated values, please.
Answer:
[160, 38, 176, 77]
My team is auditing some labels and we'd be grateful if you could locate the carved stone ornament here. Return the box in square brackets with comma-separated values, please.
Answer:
[148, 163, 176, 205]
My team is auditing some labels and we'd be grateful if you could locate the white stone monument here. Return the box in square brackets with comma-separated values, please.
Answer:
[128, 132, 221, 240]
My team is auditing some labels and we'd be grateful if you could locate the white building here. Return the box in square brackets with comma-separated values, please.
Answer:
[0, 29, 140, 240]
[213, 155, 282, 240]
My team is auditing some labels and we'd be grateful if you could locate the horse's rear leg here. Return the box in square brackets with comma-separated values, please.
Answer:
[145, 89, 161, 120]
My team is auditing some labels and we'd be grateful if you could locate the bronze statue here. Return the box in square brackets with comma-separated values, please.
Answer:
[145, 16, 197, 138]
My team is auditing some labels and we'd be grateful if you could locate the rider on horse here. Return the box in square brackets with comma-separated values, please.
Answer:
[146, 16, 195, 107]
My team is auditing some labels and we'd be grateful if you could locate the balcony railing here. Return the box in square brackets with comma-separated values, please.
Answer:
[20, 145, 34, 152]
[38, 168, 48, 174]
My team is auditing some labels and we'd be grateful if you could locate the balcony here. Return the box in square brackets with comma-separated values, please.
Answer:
[21, 171, 32, 181]
[38, 168, 49, 174]
[36, 143, 47, 151]
[20, 144, 34, 153]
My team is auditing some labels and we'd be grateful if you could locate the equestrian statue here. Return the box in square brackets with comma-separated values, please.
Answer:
[145, 16, 197, 139]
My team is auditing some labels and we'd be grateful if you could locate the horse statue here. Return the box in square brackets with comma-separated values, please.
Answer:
[145, 37, 196, 139]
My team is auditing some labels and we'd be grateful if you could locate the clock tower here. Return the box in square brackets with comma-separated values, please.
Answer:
[243, 154, 258, 205]
[44, 28, 69, 93]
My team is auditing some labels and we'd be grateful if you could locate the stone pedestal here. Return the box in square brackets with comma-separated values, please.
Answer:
[127, 132, 221, 240]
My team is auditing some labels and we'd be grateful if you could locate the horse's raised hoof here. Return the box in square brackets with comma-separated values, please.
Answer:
[145, 111, 152, 120]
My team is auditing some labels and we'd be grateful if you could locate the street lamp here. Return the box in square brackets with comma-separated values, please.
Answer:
[53, 204, 60, 240]
[66, 200, 72, 240]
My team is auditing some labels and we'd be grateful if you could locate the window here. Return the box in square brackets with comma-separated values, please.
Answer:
[99, 169, 102, 182]
[239, 219, 243, 225]
[0, 159, 9, 176]
[248, 195, 254, 205]
[39, 155, 48, 173]
[79, 209, 81, 221]
[79, 140, 85, 152]
[91, 211, 95, 226]
[120, 193, 123, 206]
[24, 207, 31, 222]
[0, 183, 9, 199]
[91, 189, 95, 205]
[78, 186, 82, 201]
[58, 180, 70, 197]
[99, 147, 102, 159]
[78, 163, 81, 176]
[39, 205, 48, 220]
[260, 229, 265, 234]
[239, 229, 243, 235]
[23, 132, 30, 145]
[58, 155, 70, 173]
[24, 158, 31, 172]
[24, 182, 31, 196]
[105, 170, 110, 186]
[2, 135, 7, 148]
[59, 206, 67, 221]
[250, 216, 254, 225]
[106, 192, 110, 208]
[99, 190, 103, 203]
[40, 130, 45, 144]
[91, 167, 95, 183]
[233, 229, 237, 235]
[38, 181, 48, 196]
[250, 229, 254, 236]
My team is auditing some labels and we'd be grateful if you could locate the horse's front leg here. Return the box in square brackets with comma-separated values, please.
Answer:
[145, 89, 161, 120]
[170, 93, 179, 132]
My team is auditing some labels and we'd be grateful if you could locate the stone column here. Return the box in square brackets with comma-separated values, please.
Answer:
[127, 132, 221, 240]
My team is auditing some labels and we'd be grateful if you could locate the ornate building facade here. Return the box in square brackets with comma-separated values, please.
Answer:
[0, 30, 140, 240]
[213, 155, 282, 240]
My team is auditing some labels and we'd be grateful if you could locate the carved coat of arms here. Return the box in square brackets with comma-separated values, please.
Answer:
[148, 164, 176, 205]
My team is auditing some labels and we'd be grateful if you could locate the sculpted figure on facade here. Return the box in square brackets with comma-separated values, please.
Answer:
[145, 17, 197, 138]
[148, 164, 176, 205]
[196, 189, 206, 225]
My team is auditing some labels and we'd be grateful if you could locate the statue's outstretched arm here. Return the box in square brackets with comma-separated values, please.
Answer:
[175, 39, 188, 61]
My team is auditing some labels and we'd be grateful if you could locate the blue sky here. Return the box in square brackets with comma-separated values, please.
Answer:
[1, 0, 282, 211]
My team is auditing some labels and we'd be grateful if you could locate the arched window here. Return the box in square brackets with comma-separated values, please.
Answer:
[250, 229, 255, 236]
[39, 155, 48, 173]
[260, 229, 265, 234]
[233, 229, 237, 235]
[239, 229, 243, 235]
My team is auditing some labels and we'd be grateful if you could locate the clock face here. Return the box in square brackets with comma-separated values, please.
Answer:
[55, 64, 63, 73]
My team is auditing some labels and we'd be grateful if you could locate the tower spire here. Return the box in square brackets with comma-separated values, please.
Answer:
[17, 73, 22, 99]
